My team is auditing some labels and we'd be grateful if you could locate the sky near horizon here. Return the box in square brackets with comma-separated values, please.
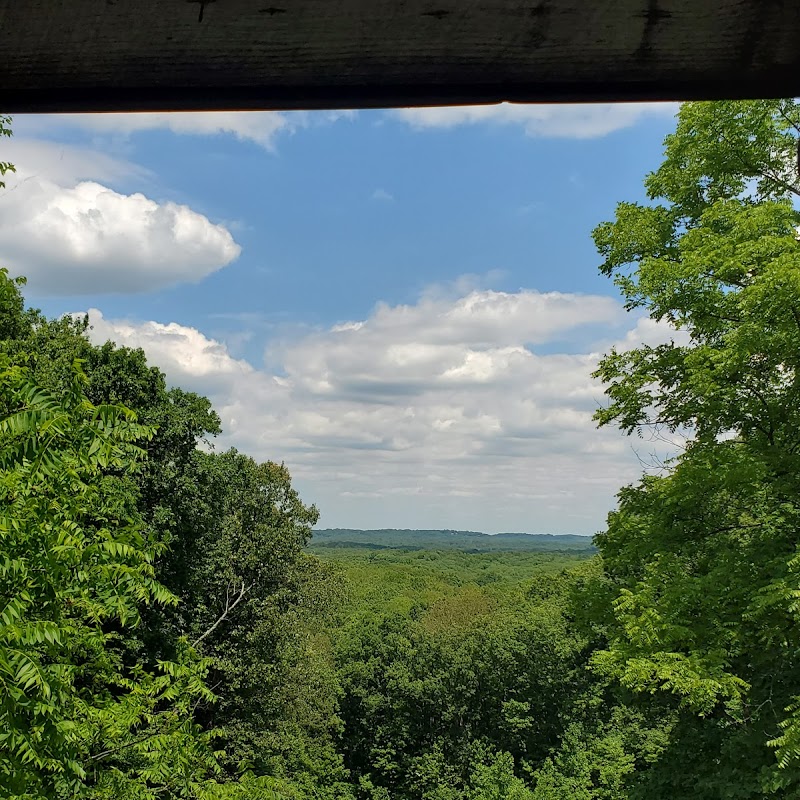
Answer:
[0, 103, 685, 534]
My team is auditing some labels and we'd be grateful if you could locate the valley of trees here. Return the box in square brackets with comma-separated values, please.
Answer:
[1, 99, 800, 798]
[310, 529, 595, 553]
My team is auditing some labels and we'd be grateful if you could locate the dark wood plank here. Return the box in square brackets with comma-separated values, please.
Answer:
[1, 0, 798, 112]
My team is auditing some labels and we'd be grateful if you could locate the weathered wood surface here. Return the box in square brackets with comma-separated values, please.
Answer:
[1, 0, 798, 112]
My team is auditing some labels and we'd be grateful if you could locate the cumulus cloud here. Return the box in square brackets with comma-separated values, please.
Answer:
[15, 110, 355, 151]
[86, 310, 254, 385]
[390, 102, 679, 138]
[0, 140, 240, 295]
[605, 315, 692, 352]
[80, 287, 677, 534]
[270, 289, 622, 398]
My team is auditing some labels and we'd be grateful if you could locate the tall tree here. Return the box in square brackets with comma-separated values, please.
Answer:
[0, 279, 347, 797]
[0, 359, 227, 798]
[0, 113, 344, 793]
[589, 99, 800, 795]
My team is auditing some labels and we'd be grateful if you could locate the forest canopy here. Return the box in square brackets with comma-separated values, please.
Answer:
[1, 99, 800, 798]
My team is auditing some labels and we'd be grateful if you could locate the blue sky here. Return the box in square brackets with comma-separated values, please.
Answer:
[0, 104, 684, 534]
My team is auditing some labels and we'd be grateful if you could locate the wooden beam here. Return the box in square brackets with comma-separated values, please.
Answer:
[1, 0, 799, 113]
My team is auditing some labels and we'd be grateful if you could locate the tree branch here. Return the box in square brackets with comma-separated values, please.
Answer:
[776, 104, 800, 138]
[192, 581, 250, 648]
[89, 697, 205, 764]
[714, 122, 800, 201]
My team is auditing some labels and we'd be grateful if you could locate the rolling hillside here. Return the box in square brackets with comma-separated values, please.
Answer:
[310, 528, 595, 553]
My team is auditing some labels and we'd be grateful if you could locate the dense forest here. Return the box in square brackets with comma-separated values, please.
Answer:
[310, 529, 595, 553]
[2, 98, 800, 798]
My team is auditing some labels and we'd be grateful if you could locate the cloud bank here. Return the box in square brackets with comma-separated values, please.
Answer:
[82, 286, 685, 533]
[12, 103, 675, 152]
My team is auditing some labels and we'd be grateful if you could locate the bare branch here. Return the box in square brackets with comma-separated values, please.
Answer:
[192, 581, 251, 648]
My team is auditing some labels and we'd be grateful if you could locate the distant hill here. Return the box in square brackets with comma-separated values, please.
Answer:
[310, 528, 596, 553]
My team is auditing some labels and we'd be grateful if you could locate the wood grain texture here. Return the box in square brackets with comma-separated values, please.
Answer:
[1, 0, 798, 111]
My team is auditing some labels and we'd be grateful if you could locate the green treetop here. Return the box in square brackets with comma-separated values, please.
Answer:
[590, 100, 800, 794]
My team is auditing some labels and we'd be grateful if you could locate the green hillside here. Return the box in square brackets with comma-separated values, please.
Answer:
[310, 527, 596, 552]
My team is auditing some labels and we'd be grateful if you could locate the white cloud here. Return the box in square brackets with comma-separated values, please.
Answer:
[15, 110, 355, 151]
[80, 287, 674, 534]
[389, 102, 679, 138]
[0, 140, 240, 295]
[0, 138, 147, 186]
[86, 310, 253, 384]
[372, 188, 394, 202]
[607, 315, 692, 352]
[11, 104, 669, 148]
[269, 289, 622, 398]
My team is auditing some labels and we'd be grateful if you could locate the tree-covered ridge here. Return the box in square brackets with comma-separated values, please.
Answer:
[312, 529, 595, 553]
[2, 98, 800, 798]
